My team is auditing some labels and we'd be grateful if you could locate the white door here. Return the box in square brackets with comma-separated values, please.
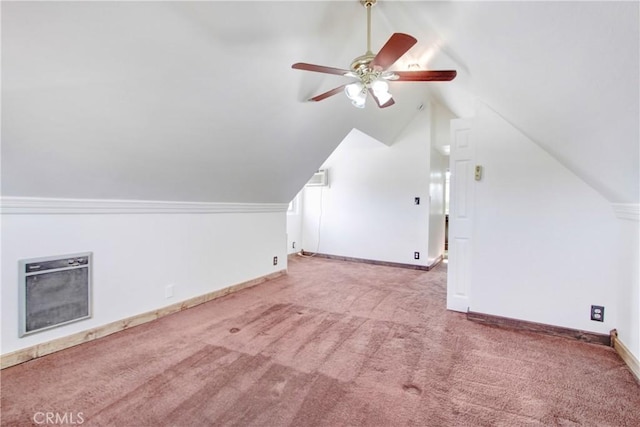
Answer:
[447, 119, 474, 312]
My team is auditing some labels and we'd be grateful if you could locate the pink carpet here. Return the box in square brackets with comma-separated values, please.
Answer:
[2, 256, 639, 426]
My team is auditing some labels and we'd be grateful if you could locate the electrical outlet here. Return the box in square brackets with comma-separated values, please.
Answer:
[292, 242, 296, 249]
[273, 256, 278, 266]
[590, 305, 604, 322]
[414, 252, 420, 260]
[165, 284, 174, 299]
[414, 197, 420, 205]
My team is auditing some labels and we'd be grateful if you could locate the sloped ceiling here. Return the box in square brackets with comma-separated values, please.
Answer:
[2, 1, 638, 204]
[406, 1, 639, 204]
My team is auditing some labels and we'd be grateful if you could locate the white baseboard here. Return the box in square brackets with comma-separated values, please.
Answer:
[612, 330, 640, 383]
[1, 270, 286, 369]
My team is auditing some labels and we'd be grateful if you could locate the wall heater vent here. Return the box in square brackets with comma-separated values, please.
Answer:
[19, 252, 92, 337]
[306, 169, 328, 187]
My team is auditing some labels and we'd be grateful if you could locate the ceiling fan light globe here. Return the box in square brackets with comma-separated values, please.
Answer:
[371, 79, 389, 94]
[345, 82, 364, 100]
[352, 98, 366, 108]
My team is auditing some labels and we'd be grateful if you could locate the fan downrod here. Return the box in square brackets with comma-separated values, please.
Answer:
[352, 0, 377, 72]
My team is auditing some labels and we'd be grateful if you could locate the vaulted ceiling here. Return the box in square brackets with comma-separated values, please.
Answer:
[2, 1, 638, 203]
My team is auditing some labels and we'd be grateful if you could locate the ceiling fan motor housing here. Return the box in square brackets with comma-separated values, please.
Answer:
[350, 53, 376, 73]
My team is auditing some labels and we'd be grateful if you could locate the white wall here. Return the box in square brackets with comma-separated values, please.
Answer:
[427, 102, 454, 263]
[432, 100, 456, 155]
[615, 214, 639, 359]
[286, 191, 303, 254]
[428, 147, 447, 264]
[468, 105, 620, 335]
[1, 201, 287, 354]
[301, 109, 432, 266]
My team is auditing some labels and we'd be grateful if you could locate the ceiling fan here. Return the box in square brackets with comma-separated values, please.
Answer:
[292, 0, 456, 109]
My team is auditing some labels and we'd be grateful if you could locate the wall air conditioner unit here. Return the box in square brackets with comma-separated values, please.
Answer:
[306, 169, 328, 187]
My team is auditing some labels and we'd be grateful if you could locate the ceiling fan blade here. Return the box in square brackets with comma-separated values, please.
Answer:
[392, 70, 457, 82]
[292, 63, 352, 76]
[370, 33, 417, 71]
[309, 85, 347, 102]
[368, 89, 395, 108]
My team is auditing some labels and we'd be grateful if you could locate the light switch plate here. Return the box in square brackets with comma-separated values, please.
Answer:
[474, 165, 483, 181]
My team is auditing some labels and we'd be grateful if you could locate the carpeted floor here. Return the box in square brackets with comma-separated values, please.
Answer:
[2, 256, 639, 426]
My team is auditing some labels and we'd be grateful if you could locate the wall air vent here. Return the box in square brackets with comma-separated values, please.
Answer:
[19, 252, 92, 337]
[306, 170, 328, 187]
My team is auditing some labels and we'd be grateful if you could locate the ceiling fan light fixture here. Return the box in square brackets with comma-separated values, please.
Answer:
[352, 97, 366, 109]
[371, 78, 389, 95]
[291, 0, 456, 108]
[345, 82, 365, 100]
[370, 77, 392, 106]
[345, 82, 367, 108]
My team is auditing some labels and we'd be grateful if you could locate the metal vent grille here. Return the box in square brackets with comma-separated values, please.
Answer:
[19, 252, 92, 336]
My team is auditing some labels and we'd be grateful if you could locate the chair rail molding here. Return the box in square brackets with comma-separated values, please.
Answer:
[0, 197, 288, 215]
